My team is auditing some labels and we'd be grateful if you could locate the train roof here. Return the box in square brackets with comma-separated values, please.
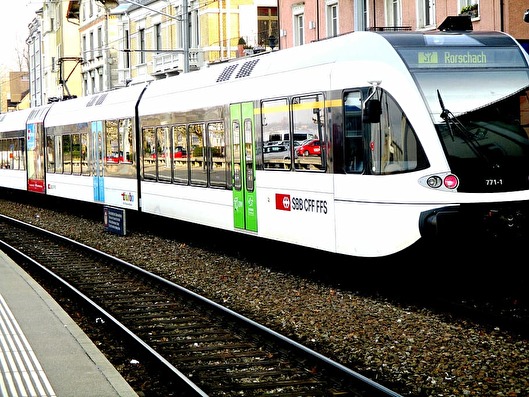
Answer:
[377, 29, 517, 47]
[138, 29, 523, 117]
[0, 108, 33, 133]
[138, 31, 400, 115]
[44, 83, 148, 127]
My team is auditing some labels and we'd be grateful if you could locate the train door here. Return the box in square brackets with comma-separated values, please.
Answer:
[26, 122, 45, 193]
[230, 102, 257, 232]
[26, 106, 51, 193]
[91, 121, 105, 202]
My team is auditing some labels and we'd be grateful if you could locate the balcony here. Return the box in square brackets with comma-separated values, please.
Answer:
[152, 49, 205, 76]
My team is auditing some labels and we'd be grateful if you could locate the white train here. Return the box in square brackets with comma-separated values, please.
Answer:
[2, 23, 529, 257]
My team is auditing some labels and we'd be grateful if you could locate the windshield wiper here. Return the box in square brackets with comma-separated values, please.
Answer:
[437, 89, 491, 162]
[437, 89, 480, 144]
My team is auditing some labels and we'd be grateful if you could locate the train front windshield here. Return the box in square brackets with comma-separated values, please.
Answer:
[391, 32, 529, 193]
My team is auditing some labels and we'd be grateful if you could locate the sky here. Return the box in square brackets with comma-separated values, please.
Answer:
[0, 1, 41, 72]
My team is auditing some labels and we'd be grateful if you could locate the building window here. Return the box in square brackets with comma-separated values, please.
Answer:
[257, 7, 278, 47]
[89, 31, 94, 61]
[356, 0, 368, 31]
[296, 14, 304, 45]
[326, 1, 338, 37]
[97, 26, 103, 58]
[139, 29, 146, 64]
[385, 0, 402, 27]
[292, 3, 305, 47]
[190, 8, 199, 48]
[418, 0, 435, 28]
[98, 67, 103, 92]
[155, 23, 162, 52]
[459, 0, 479, 18]
[124, 29, 130, 69]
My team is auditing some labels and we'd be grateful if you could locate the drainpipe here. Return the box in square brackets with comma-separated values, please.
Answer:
[316, 0, 320, 40]
[373, 0, 376, 29]
[500, 0, 504, 31]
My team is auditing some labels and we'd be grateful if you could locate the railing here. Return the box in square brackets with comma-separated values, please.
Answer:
[368, 26, 412, 31]
[152, 49, 205, 73]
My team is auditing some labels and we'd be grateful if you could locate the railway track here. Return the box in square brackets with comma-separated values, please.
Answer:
[0, 214, 402, 397]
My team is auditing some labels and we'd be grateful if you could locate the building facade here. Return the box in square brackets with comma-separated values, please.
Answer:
[26, 0, 83, 107]
[14, 0, 529, 106]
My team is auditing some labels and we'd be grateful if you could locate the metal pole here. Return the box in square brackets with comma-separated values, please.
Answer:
[183, 0, 189, 72]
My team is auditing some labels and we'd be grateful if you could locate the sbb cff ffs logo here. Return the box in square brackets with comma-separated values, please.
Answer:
[275, 194, 327, 214]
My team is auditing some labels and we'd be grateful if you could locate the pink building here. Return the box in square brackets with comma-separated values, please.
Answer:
[278, 1, 529, 50]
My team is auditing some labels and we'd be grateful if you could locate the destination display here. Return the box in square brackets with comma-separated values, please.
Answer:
[397, 47, 528, 69]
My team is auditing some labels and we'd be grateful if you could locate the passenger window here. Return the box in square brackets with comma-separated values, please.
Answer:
[142, 127, 156, 180]
[189, 123, 207, 186]
[344, 91, 364, 173]
[261, 98, 291, 170]
[207, 121, 227, 188]
[292, 94, 325, 172]
[367, 90, 427, 175]
[172, 124, 189, 184]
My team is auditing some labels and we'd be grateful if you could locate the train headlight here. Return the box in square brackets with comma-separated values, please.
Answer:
[443, 174, 459, 189]
[422, 173, 459, 190]
[426, 175, 443, 188]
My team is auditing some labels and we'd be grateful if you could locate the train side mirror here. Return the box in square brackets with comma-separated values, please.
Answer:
[524, 9, 529, 23]
[363, 99, 381, 123]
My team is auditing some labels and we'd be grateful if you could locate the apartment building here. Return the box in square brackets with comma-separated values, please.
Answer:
[26, 0, 83, 107]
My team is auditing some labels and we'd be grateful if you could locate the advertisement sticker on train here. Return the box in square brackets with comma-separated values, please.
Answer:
[27, 125, 36, 150]
[275, 193, 327, 214]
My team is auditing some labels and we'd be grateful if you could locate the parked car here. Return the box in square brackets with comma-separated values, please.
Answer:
[151, 146, 188, 159]
[277, 140, 303, 149]
[296, 139, 321, 156]
[263, 144, 291, 159]
[173, 146, 187, 158]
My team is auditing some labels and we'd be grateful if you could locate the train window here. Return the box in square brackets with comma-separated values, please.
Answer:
[172, 124, 189, 184]
[261, 98, 291, 170]
[46, 136, 55, 173]
[105, 120, 119, 167]
[81, 133, 89, 176]
[207, 121, 227, 188]
[292, 94, 325, 172]
[105, 119, 135, 177]
[54, 136, 64, 174]
[72, 134, 82, 175]
[232, 120, 242, 190]
[1, 138, 25, 170]
[243, 118, 254, 191]
[367, 90, 427, 175]
[189, 123, 207, 186]
[62, 135, 73, 175]
[120, 119, 133, 165]
[142, 127, 157, 180]
[344, 91, 364, 173]
[156, 126, 172, 182]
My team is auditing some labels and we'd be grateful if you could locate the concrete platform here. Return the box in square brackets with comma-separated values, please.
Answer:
[0, 250, 138, 397]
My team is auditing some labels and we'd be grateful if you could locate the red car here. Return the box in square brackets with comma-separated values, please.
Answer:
[150, 146, 188, 159]
[296, 139, 320, 157]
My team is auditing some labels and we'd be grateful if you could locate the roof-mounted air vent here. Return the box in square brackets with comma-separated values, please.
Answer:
[217, 64, 238, 82]
[438, 15, 473, 31]
[235, 59, 260, 78]
[95, 93, 108, 106]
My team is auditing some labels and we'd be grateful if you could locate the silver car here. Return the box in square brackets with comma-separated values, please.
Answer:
[263, 144, 292, 159]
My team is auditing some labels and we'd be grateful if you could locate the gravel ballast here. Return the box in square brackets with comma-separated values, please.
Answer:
[1, 197, 528, 397]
